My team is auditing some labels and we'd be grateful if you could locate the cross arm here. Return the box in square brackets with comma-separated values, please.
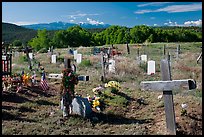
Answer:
[140, 79, 196, 91]
[48, 73, 89, 81]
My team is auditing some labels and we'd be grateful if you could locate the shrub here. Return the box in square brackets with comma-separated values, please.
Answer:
[18, 55, 28, 63]
[38, 48, 47, 53]
[78, 59, 92, 67]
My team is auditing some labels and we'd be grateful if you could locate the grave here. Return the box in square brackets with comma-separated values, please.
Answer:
[141, 55, 147, 62]
[14, 51, 19, 57]
[29, 53, 33, 60]
[76, 54, 82, 64]
[74, 50, 78, 60]
[147, 60, 155, 75]
[71, 96, 92, 118]
[140, 59, 196, 135]
[51, 55, 57, 64]
[108, 59, 115, 73]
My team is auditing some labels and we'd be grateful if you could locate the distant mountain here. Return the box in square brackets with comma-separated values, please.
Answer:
[2, 22, 37, 44]
[21, 21, 111, 30]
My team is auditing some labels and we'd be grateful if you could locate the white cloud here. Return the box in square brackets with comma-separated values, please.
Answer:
[86, 18, 104, 25]
[67, 13, 99, 19]
[154, 24, 157, 26]
[69, 20, 75, 23]
[135, 3, 202, 14]
[184, 19, 202, 26]
[137, 2, 172, 7]
[157, 3, 202, 13]
[163, 20, 178, 26]
[163, 19, 202, 26]
[134, 10, 153, 14]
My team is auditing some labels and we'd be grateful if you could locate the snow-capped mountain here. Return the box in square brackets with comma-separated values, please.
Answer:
[21, 21, 111, 30]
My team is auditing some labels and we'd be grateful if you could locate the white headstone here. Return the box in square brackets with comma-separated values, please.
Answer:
[51, 55, 57, 63]
[74, 50, 78, 60]
[76, 54, 82, 64]
[141, 55, 147, 62]
[29, 53, 33, 60]
[109, 59, 115, 73]
[14, 52, 19, 57]
[147, 60, 155, 75]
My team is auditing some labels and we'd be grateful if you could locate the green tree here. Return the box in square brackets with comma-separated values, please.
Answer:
[28, 29, 50, 51]
[12, 39, 22, 47]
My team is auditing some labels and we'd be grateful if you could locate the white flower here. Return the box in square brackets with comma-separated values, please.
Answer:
[181, 103, 187, 109]
[157, 95, 163, 99]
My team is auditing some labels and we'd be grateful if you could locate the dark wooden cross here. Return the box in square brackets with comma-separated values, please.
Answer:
[140, 59, 196, 135]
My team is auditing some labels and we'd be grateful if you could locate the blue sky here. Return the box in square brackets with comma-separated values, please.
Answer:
[2, 2, 202, 27]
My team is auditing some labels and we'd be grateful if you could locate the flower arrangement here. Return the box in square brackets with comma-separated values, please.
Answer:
[104, 81, 121, 92]
[86, 95, 101, 112]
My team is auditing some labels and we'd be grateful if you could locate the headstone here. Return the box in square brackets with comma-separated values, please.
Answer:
[109, 59, 115, 73]
[141, 55, 147, 62]
[76, 54, 82, 64]
[29, 53, 33, 60]
[51, 55, 57, 63]
[14, 52, 19, 57]
[74, 50, 78, 60]
[71, 96, 92, 118]
[147, 60, 155, 75]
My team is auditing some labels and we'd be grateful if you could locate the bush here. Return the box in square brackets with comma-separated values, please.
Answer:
[57, 56, 64, 63]
[19, 55, 28, 63]
[78, 59, 92, 67]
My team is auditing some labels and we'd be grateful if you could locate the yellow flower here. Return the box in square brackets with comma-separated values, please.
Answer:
[92, 99, 100, 108]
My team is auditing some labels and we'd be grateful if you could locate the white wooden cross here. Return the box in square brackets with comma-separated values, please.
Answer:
[48, 58, 89, 81]
[140, 59, 196, 135]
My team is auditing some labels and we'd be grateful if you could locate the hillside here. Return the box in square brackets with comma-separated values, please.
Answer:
[2, 22, 37, 44]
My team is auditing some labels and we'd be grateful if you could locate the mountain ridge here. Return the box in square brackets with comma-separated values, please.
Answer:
[21, 21, 111, 30]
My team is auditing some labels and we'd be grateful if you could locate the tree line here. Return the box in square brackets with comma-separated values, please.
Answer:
[12, 25, 202, 51]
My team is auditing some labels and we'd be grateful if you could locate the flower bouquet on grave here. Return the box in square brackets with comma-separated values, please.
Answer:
[104, 81, 121, 93]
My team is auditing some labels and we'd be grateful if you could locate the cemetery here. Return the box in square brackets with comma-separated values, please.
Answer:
[2, 42, 202, 135]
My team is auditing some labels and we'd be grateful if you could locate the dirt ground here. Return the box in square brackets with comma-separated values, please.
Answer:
[2, 82, 202, 135]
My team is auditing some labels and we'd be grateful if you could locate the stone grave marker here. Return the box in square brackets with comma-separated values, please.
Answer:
[76, 54, 82, 64]
[29, 53, 33, 60]
[74, 50, 78, 60]
[141, 55, 147, 62]
[71, 96, 92, 118]
[147, 60, 155, 75]
[51, 54, 57, 64]
[15, 51, 19, 57]
[109, 59, 115, 73]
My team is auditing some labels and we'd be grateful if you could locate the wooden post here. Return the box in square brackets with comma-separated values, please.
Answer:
[160, 59, 176, 135]
[25, 46, 32, 70]
[167, 52, 171, 66]
[64, 58, 71, 69]
[196, 52, 202, 64]
[137, 48, 140, 58]
[163, 45, 166, 56]
[127, 43, 130, 54]
[51, 46, 53, 55]
[176, 45, 180, 59]
[101, 51, 105, 82]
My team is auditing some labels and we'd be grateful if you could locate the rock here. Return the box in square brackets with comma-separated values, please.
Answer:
[71, 96, 92, 118]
